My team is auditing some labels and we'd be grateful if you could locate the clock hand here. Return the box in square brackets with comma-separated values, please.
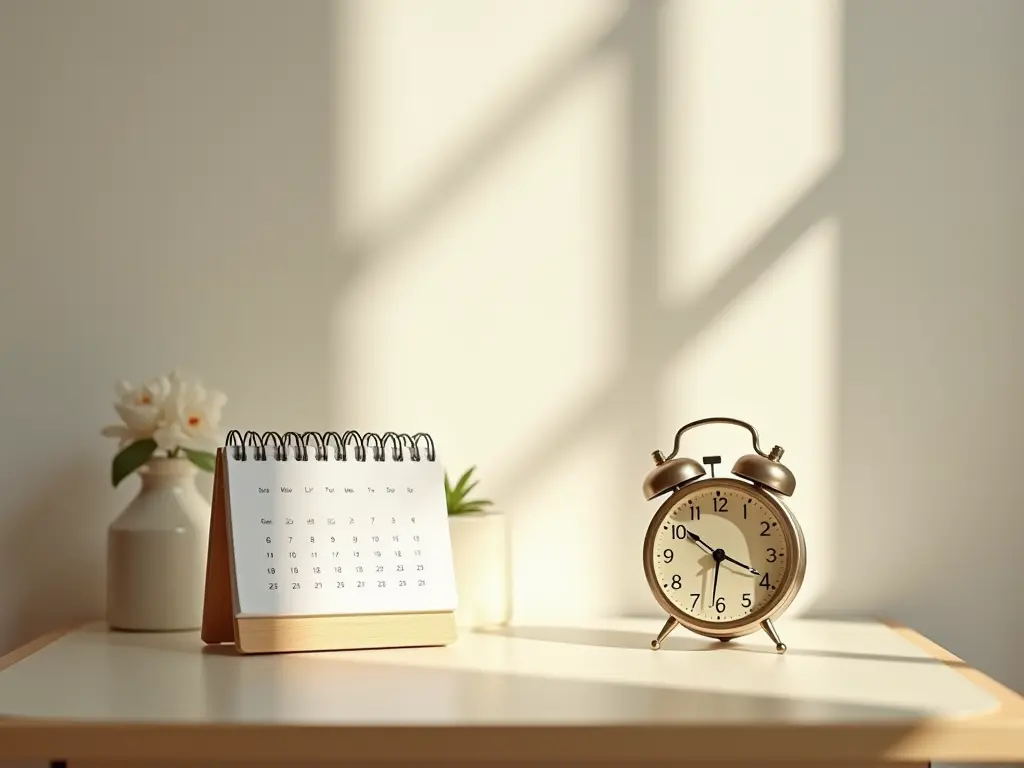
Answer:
[686, 530, 715, 555]
[710, 557, 721, 608]
[688, 531, 760, 575]
[722, 553, 760, 576]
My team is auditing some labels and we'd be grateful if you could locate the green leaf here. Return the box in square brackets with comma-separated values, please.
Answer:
[184, 449, 217, 473]
[453, 466, 475, 497]
[111, 438, 158, 487]
[444, 465, 496, 516]
[449, 468, 476, 506]
[457, 479, 479, 500]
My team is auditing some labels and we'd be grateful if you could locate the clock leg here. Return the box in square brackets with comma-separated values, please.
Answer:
[651, 616, 680, 650]
[760, 618, 787, 653]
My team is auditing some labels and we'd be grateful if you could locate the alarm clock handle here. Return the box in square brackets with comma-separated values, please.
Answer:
[662, 417, 770, 462]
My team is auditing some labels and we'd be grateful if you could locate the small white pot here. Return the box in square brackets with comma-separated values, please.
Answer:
[448, 510, 511, 629]
[106, 457, 210, 631]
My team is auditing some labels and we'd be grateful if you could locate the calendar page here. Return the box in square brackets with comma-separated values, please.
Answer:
[224, 451, 459, 618]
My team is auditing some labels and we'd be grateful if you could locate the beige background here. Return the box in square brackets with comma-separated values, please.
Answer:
[0, 1, 1021, 766]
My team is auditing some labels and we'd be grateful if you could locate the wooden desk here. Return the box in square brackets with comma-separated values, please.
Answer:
[0, 616, 1021, 767]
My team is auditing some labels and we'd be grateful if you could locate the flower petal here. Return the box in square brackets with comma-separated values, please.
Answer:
[205, 389, 228, 413]
[140, 377, 170, 405]
[153, 422, 186, 452]
[114, 402, 160, 431]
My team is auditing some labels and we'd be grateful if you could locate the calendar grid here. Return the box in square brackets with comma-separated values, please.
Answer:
[224, 446, 458, 619]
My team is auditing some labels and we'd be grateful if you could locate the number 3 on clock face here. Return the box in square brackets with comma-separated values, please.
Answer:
[643, 477, 806, 639]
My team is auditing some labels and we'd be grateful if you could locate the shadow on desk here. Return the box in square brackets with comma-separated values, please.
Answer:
[477, 625, 967, 667]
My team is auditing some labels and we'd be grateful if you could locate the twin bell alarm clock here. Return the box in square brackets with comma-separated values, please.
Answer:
[641, 417, 807, 653]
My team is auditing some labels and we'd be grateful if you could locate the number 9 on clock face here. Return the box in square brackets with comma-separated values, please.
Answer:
[643, 477, 806, 639]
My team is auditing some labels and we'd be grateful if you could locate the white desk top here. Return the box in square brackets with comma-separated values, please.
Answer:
[0, 616, 1021, 764]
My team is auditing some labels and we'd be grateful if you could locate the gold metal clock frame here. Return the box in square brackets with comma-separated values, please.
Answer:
[641, 417, 808, 654]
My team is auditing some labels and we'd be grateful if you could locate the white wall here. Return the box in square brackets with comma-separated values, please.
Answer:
[0, 0, 1020, 761]
[830, 0, 1024, 696]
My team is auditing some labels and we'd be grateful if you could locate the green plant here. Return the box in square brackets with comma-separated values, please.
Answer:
[444, 465, 495, 516]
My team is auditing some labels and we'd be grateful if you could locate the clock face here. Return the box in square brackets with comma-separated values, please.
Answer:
[648, 482, 791, 625]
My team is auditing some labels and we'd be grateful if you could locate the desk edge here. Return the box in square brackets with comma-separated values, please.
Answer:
[0, 620, 87, 672]
[882, 617, 1024, 721]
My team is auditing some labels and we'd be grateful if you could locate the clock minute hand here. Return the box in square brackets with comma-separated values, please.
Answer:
[722, 553, 760, 576]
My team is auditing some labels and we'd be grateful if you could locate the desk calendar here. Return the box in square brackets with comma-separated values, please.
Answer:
[201, 429, 459, 654]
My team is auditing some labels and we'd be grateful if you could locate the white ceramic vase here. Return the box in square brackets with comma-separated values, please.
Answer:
[448, 510, 512, 629]
[106, 457, 210, 631]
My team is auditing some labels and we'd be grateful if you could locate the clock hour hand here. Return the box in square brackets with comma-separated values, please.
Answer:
[686, 530, 715, 555]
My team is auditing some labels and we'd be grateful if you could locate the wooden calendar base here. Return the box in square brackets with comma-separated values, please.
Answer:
[227, 611, 458, 654]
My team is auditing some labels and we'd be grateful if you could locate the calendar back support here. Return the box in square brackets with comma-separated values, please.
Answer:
[201, 441, 458, 654]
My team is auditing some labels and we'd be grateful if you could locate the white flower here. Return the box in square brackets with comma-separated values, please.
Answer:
[101, 370, 227, 454]
[100, 376, 171, 446]
[152, 370, 227, 452]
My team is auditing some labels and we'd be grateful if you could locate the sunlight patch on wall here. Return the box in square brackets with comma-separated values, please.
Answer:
[625, 0, 842, 618]
[659, 0, 841, 306]
[501, 408, 626, 620]
[336, 0, 625, 237]
[654, 216, 839, 617]
[330, 1, 628, 618]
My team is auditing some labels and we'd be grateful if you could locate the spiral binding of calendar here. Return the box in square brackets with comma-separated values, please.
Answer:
[223, 429, 436, 463]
